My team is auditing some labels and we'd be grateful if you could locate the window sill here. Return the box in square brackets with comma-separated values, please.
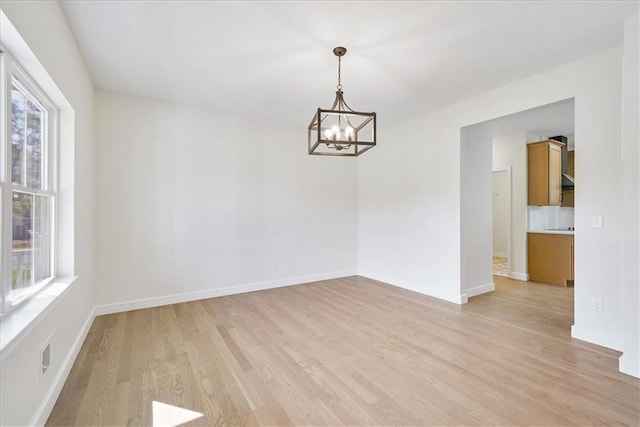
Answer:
[0, 276, 77, 358]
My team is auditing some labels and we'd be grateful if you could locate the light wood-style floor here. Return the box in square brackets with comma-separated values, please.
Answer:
[47, 275, 640, 426]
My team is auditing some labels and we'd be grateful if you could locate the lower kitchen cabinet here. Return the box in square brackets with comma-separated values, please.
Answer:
[527, 232, 574, 286]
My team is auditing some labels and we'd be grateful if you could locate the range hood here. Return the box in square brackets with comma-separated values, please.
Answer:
[549, 135, 575, 189]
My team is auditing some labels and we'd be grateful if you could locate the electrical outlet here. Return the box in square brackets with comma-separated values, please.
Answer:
[591, 298, 603, 313]
[272, 260, 279, 271]
[591, 215, 603, 228]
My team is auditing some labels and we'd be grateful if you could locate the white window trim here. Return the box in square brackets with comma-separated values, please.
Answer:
[0, 276, 77, 357]
[0, 46, 59, 315]
[0, 10, 77, 360]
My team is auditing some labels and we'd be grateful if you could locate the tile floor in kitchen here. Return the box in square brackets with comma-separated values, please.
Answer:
[493, 256, 508, 277]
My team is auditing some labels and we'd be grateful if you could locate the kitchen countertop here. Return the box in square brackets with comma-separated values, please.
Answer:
[528, 229, 575, 235]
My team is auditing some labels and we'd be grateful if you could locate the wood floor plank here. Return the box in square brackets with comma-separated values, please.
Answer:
[74, 313, 126, 425]
[109, 381, 130, 426]
[46, 315, 109, 426]
[126, 308, 154, 426]
[47, 275, 640, 426]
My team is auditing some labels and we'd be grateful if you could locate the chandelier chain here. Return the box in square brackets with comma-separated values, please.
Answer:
[337, 55, 342, 91]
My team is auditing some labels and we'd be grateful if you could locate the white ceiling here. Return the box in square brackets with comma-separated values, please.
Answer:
[480, 98, 576, 141]
[60, 1, 637, 128]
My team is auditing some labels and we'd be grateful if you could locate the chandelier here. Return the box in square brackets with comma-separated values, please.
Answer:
[308, 46, 376, 156]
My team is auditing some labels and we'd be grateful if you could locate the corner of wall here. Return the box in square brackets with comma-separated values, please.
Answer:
[571, 324, 623, 352]
[619, 353, 640, 378]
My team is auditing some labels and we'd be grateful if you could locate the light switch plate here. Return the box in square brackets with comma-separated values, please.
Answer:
[591, 215, 603, 228]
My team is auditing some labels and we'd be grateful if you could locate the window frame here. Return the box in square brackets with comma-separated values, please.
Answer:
[0, 46, 59, 314]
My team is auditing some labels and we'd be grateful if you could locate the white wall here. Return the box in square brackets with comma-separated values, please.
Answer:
[493, 132, 527, 280]
[620, 13, 639, 377]
[460, 125, 494, 299]
[492, 171, 508, 257]
[95, 91, 358, 311]
[358, 109, 464, 303]
[0, 1, 96, 425]
[358, 46, 629, 353]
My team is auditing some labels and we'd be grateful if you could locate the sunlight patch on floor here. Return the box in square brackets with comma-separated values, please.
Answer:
[152, 401, 203, 427]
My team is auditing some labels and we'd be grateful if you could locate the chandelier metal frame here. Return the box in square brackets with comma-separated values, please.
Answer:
[308, 47, 376, 156]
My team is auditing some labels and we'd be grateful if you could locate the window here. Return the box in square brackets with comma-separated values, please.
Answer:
[1, 47, 58, 314]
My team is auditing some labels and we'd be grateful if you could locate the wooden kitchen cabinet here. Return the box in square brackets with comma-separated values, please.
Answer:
[528, 140, 563, 206]
[561, 189, 574, 207]
[528, 232, 574, 286]
[561, 150, 575, 207]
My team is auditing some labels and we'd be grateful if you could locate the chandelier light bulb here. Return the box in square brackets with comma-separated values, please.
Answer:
[345, 126, 354, 141]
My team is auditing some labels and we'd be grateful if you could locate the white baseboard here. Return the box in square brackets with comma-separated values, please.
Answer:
[571, 324, 623, 352]
[466, 282, 495, 298]
[95, 270, 357, 316]
[492, 252, 507, 258]
[619, 353, 640, 378]
[358, 270, 464, 305]
[508, 271, 529, 281]
[33, 306, 96, 426]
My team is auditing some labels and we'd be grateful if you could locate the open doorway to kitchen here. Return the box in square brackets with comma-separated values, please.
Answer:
[492, 168, 510, 277]
[461, 98, 575, 315]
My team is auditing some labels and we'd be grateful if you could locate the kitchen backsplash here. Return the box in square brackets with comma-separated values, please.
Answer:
[528, 205, 574, 231]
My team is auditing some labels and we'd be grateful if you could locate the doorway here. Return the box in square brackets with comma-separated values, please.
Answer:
[492, 168, 510, 277]
[460, 98, 575, 302]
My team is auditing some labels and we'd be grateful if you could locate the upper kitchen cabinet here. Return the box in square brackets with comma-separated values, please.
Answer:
[528, 140, 563, 206]
[561, 150, 575, 207]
